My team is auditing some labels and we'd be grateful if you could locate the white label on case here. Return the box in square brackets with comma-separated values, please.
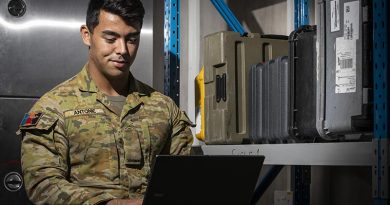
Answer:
[344, 1, 360, 40]
[335, 38, 356, 93]
[330, 0, 340, 32]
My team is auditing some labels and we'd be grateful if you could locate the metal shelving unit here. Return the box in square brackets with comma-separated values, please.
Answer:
[194, 0, 388, 204]
[200, 142, 372, 166]
[373, 0, 389, 204]
[169, 0, 388, 204]
[164, 0, 180, 105]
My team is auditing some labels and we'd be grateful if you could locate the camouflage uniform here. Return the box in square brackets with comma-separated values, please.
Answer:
[19, 64, 194, 205]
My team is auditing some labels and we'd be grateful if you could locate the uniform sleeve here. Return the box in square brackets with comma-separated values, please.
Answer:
[169, 101, 195, 155]
[20, 101, 115, 205]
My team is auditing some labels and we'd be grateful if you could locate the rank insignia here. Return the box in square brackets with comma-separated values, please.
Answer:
[20, 112, 43, 127]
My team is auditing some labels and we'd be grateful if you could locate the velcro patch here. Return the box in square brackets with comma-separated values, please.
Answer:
[20, 112, 43, 127]
[64, 108, 105, 117]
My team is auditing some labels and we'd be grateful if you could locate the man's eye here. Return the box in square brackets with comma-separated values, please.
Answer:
[127, 37, 138, 44]
[105, 38, 116, 43]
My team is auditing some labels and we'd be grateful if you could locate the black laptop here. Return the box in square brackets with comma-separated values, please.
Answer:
[142, 155, 265, 205]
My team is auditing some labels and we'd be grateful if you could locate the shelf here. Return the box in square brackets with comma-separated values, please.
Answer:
[199, 142, 372, 166]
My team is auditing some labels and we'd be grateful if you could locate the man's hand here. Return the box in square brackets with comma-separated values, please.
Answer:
[106, 199, 143, 205]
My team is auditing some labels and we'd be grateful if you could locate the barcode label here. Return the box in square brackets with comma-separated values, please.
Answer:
[340, 58, 353, 69]
[335, 38, 356, 93]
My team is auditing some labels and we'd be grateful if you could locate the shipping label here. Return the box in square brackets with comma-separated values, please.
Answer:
[330, 0, 340, 32]
[344, 1, 360, 40]
[335, 38, 356, 93]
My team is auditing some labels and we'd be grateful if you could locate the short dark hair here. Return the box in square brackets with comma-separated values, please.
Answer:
[86, 0, 145, 32]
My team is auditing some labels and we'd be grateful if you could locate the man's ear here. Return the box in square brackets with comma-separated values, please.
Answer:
[80, 25, 91, 47]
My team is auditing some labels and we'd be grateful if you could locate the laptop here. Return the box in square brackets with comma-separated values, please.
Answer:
[143, 155, 265, 205]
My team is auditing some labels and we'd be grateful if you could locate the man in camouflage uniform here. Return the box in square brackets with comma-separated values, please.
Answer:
[19, 0, 194, 204]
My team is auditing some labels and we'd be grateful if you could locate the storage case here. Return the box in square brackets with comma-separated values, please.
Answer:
[289, 0, 373, 140]
[289, 25, 320, 139]
[204, 31, 288, 144]
[249, 56, 290, 143]
[318, 0, 372, 138]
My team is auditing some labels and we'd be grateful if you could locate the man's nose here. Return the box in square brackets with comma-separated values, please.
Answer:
[115, 39, 127, 55]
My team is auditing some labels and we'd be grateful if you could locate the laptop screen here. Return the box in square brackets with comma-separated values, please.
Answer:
[143, 155, 265, 205]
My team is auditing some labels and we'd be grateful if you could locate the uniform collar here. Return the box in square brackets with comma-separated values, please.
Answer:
[77, 64, 99, 93]
[77, 63, 151, 97]
[128, 71, 149, 97]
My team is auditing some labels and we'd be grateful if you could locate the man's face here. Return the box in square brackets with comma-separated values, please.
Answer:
[81, 10, 141, 80]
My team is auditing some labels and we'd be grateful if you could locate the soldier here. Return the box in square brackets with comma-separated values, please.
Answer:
[18, 0, 194, 204]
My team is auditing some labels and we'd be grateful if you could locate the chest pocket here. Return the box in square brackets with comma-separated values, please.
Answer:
[122, 126, 143, 167]
[122, 119, 169, 167]
[64, 110, 114, 173]
[65, 110, 109, 142]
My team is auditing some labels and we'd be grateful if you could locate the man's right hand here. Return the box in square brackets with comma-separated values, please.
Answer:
[106, 199, 143, 205]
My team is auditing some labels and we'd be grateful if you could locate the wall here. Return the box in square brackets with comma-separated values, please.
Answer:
[153, 0, 165, 93]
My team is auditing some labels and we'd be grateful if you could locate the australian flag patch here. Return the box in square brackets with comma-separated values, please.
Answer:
[20, 112, 43, 127]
